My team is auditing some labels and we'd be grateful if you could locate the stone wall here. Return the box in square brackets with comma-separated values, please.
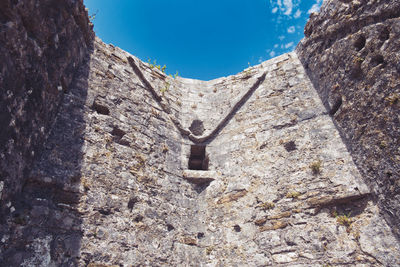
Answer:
[2, 37, 399, 265]
[0, 0, 94, 205]
[296, 0, 400, 237]
[1, 0, 400, 265]
[0, 39, 195, 266]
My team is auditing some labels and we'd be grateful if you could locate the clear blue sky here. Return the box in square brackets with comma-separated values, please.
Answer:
[84, 0, 322, 80]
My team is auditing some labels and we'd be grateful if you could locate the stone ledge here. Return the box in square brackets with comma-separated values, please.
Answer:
[182, 170, 218, 184]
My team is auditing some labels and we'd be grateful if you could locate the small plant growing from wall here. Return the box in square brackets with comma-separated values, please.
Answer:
[286, 191, 301, 199]
[336, 214, 352, 228]
[160, 81, 170, 95]
[332, 209, 352, 230]
[147, 58, 154, 69]
[147, 59, 163, 71]
[310, 160, 322, 175]
[169, 71, 179, 79]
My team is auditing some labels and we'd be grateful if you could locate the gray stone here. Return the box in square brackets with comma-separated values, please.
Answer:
[1, 0, 399, 266]
[297, 0, 400, 238]
[0, 181, 3, 199]
[359, 214, 400, 266]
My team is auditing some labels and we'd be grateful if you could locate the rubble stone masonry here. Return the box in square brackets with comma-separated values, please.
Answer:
[0, 0, 399, 266]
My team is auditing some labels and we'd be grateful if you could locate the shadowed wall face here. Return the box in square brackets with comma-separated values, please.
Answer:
[0, 0, 94, 205]
[296, 0, 400, 237]
[0, 0, 94, 264]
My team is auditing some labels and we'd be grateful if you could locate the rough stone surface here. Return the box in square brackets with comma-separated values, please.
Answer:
[1, 38, 399, 265]
[1, 0, 400, 266]
[0, 0, 94, 206]
[296, 0, 400, 237]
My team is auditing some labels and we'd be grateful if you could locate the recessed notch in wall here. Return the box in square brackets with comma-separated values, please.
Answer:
[188, 145, 208, 170]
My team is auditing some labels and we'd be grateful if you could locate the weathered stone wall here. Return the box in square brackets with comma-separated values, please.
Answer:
[3, 37, 399, 265]
[296, 0, 400, 237]
[0, 39, 195, 266]
[1, 0, 400, 265]
[0, 0, 94, 205]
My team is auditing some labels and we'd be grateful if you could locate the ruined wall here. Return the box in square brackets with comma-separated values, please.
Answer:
[0, 0, 94, 205]
[296, 0, 400, 237]
[2, 38, 399, 265]
[185, 53, 399, 266]
[0, 39, 200, 266]
[1, 0, 400, 266]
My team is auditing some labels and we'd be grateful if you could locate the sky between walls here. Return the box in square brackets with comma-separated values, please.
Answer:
[84, 0, 322, 80]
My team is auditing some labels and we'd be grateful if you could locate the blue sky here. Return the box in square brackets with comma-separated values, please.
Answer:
[84, 0, 322, 80]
